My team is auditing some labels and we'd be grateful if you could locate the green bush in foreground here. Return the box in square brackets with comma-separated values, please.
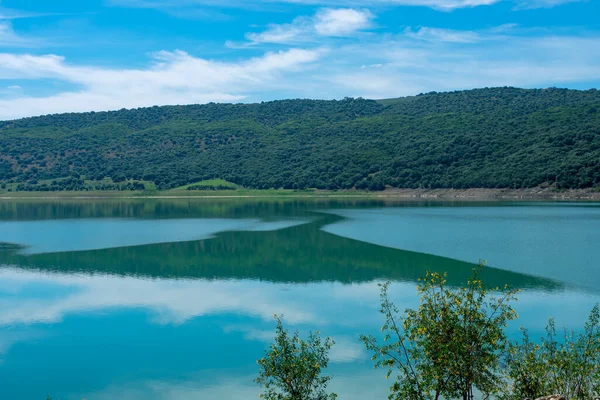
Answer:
[361, 265, 519, 400]
[258, 266, 600, 400]
[255, 315, 337, 400]
[504, 305, 600, 400]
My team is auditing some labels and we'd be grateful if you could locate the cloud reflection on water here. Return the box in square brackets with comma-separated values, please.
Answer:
[0, 267, 598, 400]
[85, 369, 389, 400]
[1, 268, 597, 334]
[0, 218, 310, 255]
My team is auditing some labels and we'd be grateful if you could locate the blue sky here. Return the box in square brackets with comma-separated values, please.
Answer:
[0, 0, 598, 119]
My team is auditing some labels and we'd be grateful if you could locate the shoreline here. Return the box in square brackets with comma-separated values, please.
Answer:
[376, 188, 600, 200]
[1, 187, 599, 201]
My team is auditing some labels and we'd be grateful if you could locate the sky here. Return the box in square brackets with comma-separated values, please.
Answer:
[0, 0, 598, 120]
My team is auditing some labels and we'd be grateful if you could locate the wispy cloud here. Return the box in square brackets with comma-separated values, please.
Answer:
[314, 8, 373, 36]
[0, 6, 60, 48]
[2, 28, 599, 120]
[403, 26, 482, 43]
[1, 0, 599, 120]
[0, 21, 40, 48]
[513, 0, 586, 9]
[0, 5, 72, 20]
[0, 6, 42, 20]
[244, 18, 312, 46]
[109, 0, 501, 12]
[325, 33, 600, 99]
[88, 369, 391, 400]
[243, 8, 373, 45]
[110, 0, 591, 12]
[0, 84, 23, 98]
[0, 48, 323, 120]
[402, 24, 518, 43]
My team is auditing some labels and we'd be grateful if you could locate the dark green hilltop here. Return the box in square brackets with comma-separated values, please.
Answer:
[1, 87, 599, 191]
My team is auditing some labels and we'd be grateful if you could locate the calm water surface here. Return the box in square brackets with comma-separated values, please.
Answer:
[0, 199, 599, 399]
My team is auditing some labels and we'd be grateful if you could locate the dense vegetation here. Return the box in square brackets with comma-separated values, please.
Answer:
[258, 266, 600, 400]
[1, 87, 599, 192]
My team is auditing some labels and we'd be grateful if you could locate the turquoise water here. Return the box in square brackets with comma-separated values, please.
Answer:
[0, 200, 598, 399]
[323, 204, 600, 289]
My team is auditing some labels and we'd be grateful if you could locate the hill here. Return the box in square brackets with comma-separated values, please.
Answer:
[1, 87, 599, 192]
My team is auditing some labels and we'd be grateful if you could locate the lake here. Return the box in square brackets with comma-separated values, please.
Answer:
[0, 199, 599, 400]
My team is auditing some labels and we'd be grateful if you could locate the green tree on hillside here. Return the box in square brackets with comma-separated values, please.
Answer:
[2, 88, 600, 192]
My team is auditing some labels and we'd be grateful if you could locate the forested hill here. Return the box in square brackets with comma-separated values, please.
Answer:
[1, 87, 600, 192]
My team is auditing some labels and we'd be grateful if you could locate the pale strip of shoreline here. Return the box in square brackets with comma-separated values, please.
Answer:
[0, 188, 599, 201]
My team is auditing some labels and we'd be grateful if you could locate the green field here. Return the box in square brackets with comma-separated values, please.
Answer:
[172, 179, 238, 191]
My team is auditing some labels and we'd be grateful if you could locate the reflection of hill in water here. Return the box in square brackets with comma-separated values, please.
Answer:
[0, 210, 561, 292]
[0, 198, 392, 221]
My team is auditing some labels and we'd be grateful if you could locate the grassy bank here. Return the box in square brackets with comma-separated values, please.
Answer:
[1, 187, 600, 200]
[0, 188, 369, 199]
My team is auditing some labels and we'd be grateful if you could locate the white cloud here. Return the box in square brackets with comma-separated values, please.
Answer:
[402, 24, 520, 43]
[0, 21, 17, 43]
[0, 218, 310, 254]
[0, 7, 38, 20]
[0, 84, 23, 98]
[488, 23, 519, 32]
[513, 0, 586, 9]
[0, 21, 39, 47]
[245, 8, 372, 45]
[322, 32, 600, 99]
[328, 336, 367, 363]
[110, 0, 588, 12]
[361, 63, 383, 68]
[1, 268, 594, 399]
[1, 267, 596, 340]
[0, 19, 599, 120]
[357, 0, 499, 9]
[87, 370, 391, 400]
[0, 48, 322, 120]
[0, 6, 62, 48]
[109, 0, 501, 11]
[246, 23, 307, 45]
[314, 8, 373, 36]
[223, 324, 366, 363]
[404, 26, 482, 43]
[0, 5, 68, 20]
[0, 268, 412, 329]
[0, 269, 325, 326]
